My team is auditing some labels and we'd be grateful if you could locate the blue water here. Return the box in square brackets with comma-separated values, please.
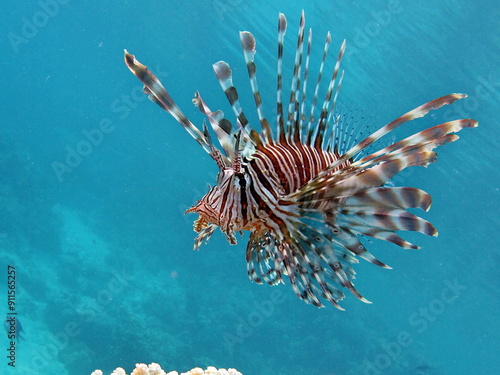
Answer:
[1, 0, 498, 374]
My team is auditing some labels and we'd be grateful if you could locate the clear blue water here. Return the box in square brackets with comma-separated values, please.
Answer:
[1, 0, 498, 374]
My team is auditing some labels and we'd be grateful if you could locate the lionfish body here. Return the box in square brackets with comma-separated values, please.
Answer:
[124, 12, 476, 308]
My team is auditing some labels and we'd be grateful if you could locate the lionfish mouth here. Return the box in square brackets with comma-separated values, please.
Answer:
[124, 11, 477, 309]
[187, 210, 207, 233]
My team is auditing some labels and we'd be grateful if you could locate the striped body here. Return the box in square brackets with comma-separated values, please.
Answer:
[124, 12, 476, 308]
[193, 144, 344, 232]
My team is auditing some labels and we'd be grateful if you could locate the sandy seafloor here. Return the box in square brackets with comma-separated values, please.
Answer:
[0, 0, 498, 374]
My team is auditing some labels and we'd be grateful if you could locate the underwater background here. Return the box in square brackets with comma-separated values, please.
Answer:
[1, 0, 498, 374]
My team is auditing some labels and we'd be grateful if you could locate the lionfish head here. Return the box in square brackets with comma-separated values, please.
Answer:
[185, 188, 218, 232]
[185, 165, 251, 247]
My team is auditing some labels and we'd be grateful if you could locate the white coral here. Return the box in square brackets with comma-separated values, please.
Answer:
[91, 364, 241, 375]
[130, 363, 166, 375]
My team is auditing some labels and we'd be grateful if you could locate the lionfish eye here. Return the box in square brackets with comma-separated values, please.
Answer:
[236, 173, 246, 188]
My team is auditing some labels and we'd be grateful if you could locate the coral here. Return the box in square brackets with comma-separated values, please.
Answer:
[91, 363, 242, 375]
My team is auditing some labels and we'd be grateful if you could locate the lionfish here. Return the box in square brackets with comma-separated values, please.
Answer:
[124, 12, 476, 309]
